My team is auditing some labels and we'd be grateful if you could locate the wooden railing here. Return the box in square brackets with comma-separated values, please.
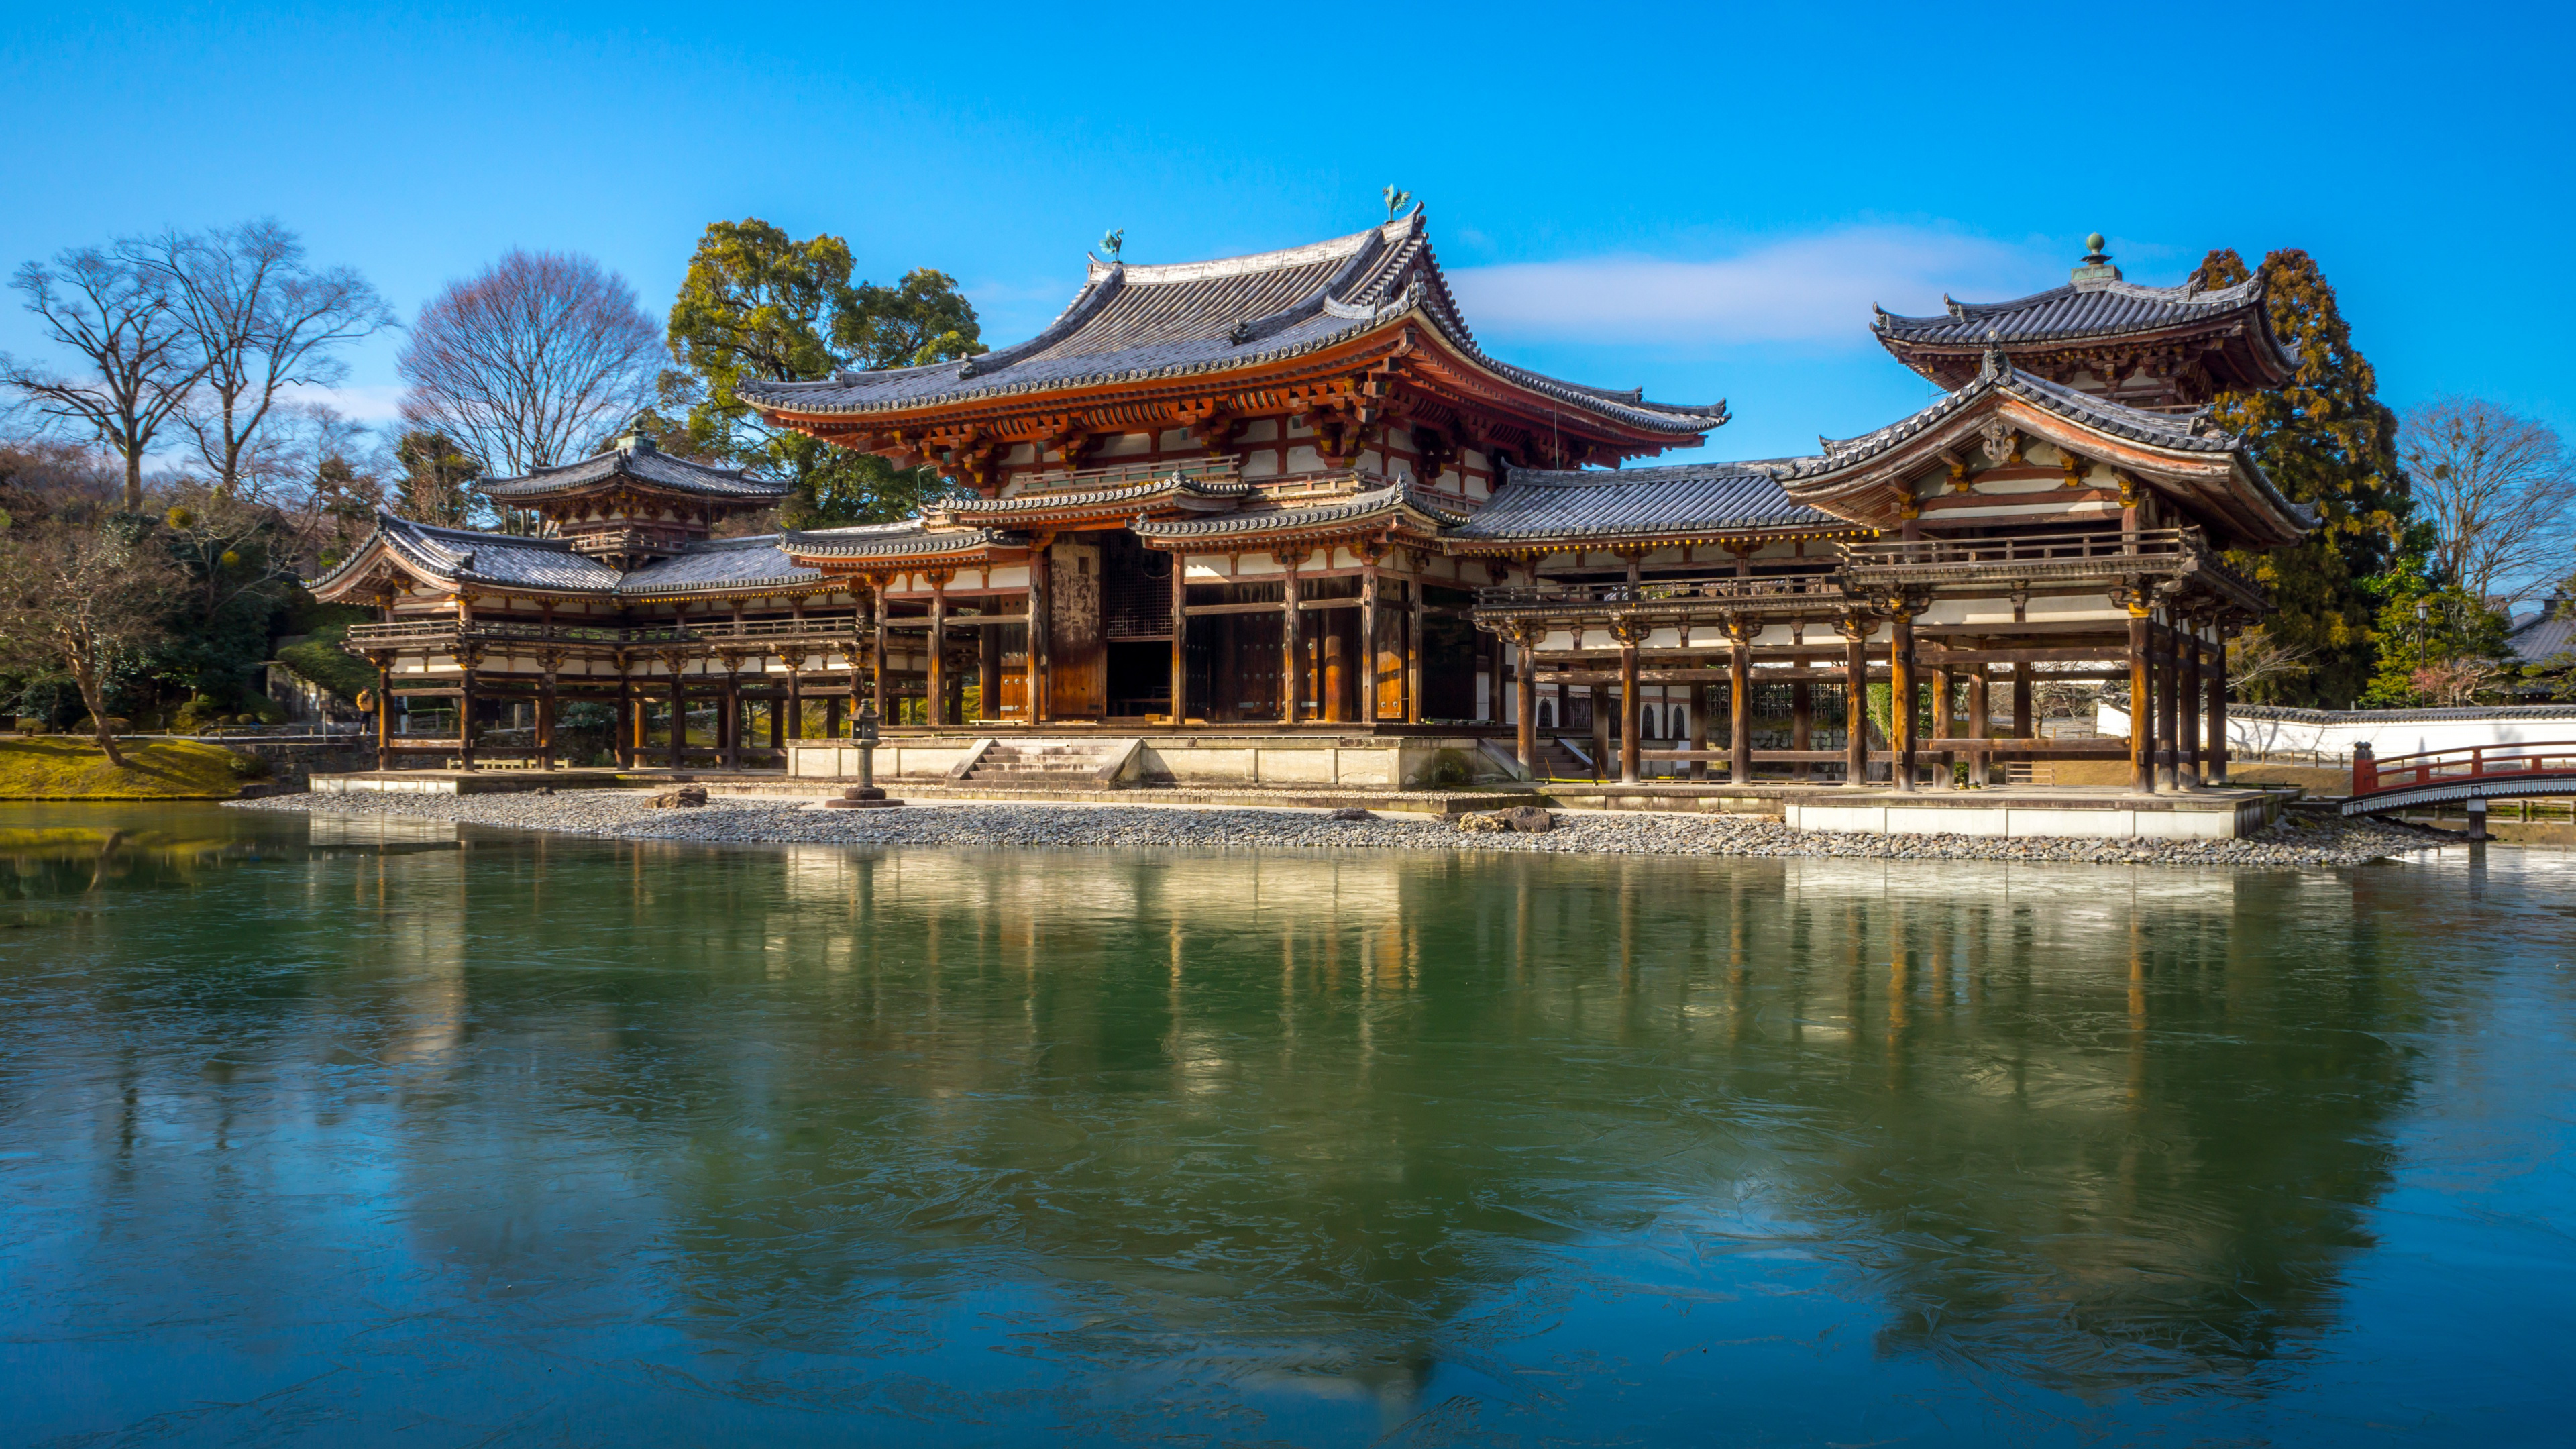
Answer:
[345, 612, 864, 649]
[2353, 741, 2576, 796]
[1842, 527, 2186, 568]
[1840, 527, 2261, 596]
[1475, 572, 1845, 610]
[1011, 457, 1245, 494]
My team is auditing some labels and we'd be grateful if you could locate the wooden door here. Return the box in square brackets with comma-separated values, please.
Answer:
[1048, 539, 1106, 719]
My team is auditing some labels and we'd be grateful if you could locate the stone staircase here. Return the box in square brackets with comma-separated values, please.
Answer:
[955, 739, 1132, 790]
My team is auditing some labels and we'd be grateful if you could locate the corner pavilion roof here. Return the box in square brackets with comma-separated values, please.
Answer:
[738, 212, 1729, 439]
[1874, 254, 2293, 394]
[478, 435, 786, 504]
[307, 514, 830, 600]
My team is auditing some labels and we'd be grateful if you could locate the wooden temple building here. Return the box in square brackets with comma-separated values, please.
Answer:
[313, 215, 2313, 812]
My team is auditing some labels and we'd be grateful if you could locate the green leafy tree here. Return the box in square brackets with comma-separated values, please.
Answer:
[666, 219, 983, 529]
[2190, 248, 2409, 707]
[2359, 575, 2512, 706]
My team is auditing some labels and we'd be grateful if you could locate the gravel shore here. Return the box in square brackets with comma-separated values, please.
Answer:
[229, 789, 2449, 868]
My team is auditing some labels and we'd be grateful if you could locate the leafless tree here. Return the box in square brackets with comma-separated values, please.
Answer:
[397, 250, 659, 476]
[136, 221, 392, 497]
[2226, 626, 2314, 696]
[1, 247, 209, 511]
[2411, 658, 2504, 707]
[0, 503, 181, 766]
[2401, 397, 2576, 607]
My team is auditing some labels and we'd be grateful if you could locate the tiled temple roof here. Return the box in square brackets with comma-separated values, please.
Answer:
[307, 514, 627, 595]
[2508, 605, 2576, 666]
[1874, 276, 2273, 348]
[782, 519, 1018, 561]
[1450, 463, 1844, 546]
[930, 473, 1251, 521]
[739, 213, 1727, 437]
[1873, 248, 2293, 398]
[1772, 363, 2258, 484]
[479, 437, 784, 502]
[1131, 482, 1468, 543]
[616, 535, 824, 597]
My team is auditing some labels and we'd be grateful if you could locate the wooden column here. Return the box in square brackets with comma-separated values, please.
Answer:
[1688, 678, 1709, 781]
[1966, 663, 1990, 786]
[1280, 555, 1303, 724]
[2207, 629, 2231, 788]
[768, 680, 785, 751]
[2012, 663, 2034, 741]
[2127, 600, 2154, 793]
[2178, 615, 2203, 790]
[1513, 629, 1536, 774]
[926, 583, 949, 729]
[458, 661, 477, 772]
[1890, 610, 1917, 792]
[1587, 682, 1608, 781]
[1026, 551, 1049, 724]
[869, 586, 890, 724]
[1931, 659, 1954, 790]
[784, 664, 802, 750]
[372, 658, 391, 771]
[616, 667, 634, 768]
[722, 666, 741, 771]
[1791, 679, 1813, 784]
[1405, 578, 1424, 724]
[1727, 621, 1753, 785]
[539, 667, 559, 771]
[1617, 623, 1643, 785]
[668, 669, 686, 771]
[2155, 616, 2180, 792]
[1841, 619, 1868, 786]
[979, 619, 1002, 723]
[1170, 553, 1190, 724]
[1359, 560, 1381, 724]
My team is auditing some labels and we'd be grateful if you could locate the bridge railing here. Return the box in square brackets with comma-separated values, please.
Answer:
[2353, 741, 2576, 796]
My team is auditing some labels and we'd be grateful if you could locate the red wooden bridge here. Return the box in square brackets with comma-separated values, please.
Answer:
[2341, 741, 2576, 818]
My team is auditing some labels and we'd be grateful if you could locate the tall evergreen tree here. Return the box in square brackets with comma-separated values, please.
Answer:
[666, 219, 983, 529]
[2190, 248, 2408, 706]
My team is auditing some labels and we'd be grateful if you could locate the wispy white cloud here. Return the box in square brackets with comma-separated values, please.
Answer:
[1446, 227, 2065, 348]
[281, 382, 406, 423]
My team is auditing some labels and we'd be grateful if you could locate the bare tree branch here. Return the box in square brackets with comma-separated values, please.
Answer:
[140, 221, 392, 498]
[0, 504, 182, 765]
[1, 248, 209, 511]
[2400, 396, 2576, 607]
[396, 250, 659, 476]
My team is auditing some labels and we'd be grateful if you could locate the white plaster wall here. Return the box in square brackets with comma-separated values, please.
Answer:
[2101, 703, 2576, 760]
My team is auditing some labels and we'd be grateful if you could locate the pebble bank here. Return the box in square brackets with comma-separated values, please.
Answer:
[230, 790, 2449, 868]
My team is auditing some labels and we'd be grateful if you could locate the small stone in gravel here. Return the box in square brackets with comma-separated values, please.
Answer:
[1328, 808, 1373, 821]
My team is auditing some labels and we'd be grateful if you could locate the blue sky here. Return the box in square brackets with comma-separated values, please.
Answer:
[5, 1, 2570, 463]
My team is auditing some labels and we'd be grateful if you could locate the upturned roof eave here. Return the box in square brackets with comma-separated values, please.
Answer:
[743, 302, 1723, 445]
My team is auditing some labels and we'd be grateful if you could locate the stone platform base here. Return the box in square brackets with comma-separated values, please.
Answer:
[1784, 787, 2284, 840]
[313, 768, 648, 796]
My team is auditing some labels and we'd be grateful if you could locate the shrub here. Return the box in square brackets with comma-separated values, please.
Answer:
[224, 750, 272, 779]
[13, 717, 43, 735]
[74, 716, 131, 735]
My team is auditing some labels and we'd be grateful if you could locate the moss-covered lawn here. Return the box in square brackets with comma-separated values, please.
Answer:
[0, 737, 249, 800]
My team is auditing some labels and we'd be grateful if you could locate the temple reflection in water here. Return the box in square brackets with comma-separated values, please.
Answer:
[6, 812, 2540, 1441]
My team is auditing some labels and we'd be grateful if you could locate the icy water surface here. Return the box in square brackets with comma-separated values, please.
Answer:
[1, 804, 2572, 1446]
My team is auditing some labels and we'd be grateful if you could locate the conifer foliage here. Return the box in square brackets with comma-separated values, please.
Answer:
[2190, 248, 2409, 706]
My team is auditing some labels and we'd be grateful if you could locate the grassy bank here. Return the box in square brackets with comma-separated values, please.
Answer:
[0, 737, 248, 800]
